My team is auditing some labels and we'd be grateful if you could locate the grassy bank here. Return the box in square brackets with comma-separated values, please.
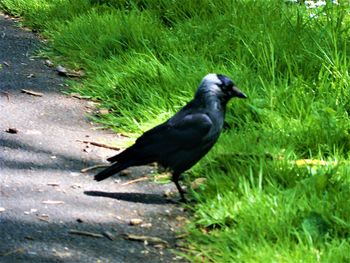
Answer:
[1, 0, 350, 261]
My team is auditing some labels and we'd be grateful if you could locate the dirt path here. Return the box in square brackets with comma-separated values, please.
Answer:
[0, 14, 187, 263]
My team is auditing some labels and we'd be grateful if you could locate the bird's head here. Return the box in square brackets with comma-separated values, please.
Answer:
[196, 73, 247, 103]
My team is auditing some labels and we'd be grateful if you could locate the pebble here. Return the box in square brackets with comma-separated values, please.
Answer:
[129, 218, 143, 225]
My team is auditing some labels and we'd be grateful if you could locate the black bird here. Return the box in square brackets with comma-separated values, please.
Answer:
[94, 73, 247, 201]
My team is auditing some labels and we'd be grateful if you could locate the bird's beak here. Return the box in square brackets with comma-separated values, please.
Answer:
[233, 85, 247, 99]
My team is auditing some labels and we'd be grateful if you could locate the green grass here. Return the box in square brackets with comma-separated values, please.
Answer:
[2, 0, 350, 261]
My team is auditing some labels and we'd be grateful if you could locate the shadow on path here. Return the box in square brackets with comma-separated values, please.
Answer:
[84, 190, 177, 205]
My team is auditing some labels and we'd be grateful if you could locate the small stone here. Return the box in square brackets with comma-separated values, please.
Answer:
[129, 218, 143, 225]
[5, 127, 18, 134]
[56, 65, 68, 76]
[45, 60, 54, 67]
[163, 189, 177, 198]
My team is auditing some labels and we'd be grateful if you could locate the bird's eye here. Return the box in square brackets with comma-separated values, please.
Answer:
[219, 82, 232, 91]
[218, 83, 224, 89]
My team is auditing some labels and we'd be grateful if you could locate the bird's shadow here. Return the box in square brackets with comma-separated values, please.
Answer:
[84, 190, 178, 205]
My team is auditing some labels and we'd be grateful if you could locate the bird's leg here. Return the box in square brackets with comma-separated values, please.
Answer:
[172, 173, 187, 202]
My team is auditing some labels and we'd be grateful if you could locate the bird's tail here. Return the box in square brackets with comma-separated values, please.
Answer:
[94, 162, 130, 181]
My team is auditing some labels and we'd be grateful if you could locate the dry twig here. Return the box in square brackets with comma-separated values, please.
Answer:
[68, 229, 104, 238]
[76, 139, 120, 151]
[123, 234, 169, 246]
[42, 200, 64, 205]
[21, 89, 43, 97]
[121, 176, 150, 186]
[80, 164, 110, 173]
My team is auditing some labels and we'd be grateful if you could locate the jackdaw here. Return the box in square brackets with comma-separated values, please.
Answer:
[94, 73, 247, 201]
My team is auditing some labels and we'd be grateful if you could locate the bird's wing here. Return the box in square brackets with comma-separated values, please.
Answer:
[136, 112, 213, 149]
[107, 112, 213, 163]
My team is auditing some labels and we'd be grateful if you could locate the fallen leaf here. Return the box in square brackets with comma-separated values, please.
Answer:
[98, 108, 109, 115]
[27, 73, 35, 78]
[191, 177, 207, 189]
[21, 89, 43, 97]
[66, 69, 85, 78]
[294, 159, 334, 167]
[175, 216, 187, 222]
